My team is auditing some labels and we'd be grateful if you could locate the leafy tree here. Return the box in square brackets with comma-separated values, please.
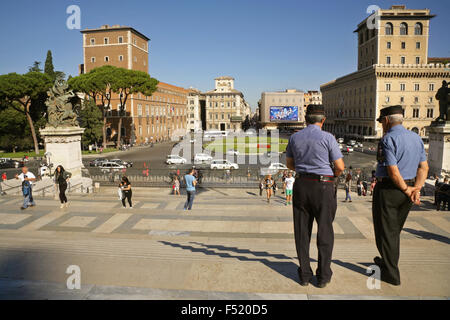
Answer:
[28, 61, 42, 73]
[69, 66, 158, 149]
[69, 66, 116, 148]
[0, 72, 52, 154]
[111, 68, 158, 148]
[0, 104, 33, 152]
[79, 99, 103, 148]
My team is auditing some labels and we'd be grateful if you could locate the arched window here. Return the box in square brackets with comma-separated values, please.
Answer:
[385, 23, 393, 35]
[400, 22, 408, 35]
[412, 127, 419, 134]
[414, 23, 423, 35]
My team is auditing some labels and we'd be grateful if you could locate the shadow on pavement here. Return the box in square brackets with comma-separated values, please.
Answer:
[158, 240, 300, 284]
[403, 228, 450, 245]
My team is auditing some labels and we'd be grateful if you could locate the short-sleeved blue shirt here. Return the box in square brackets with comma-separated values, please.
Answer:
[184, 174, 196, 192]
[375, 125, 427, 180]
[286, 125, 343, 176]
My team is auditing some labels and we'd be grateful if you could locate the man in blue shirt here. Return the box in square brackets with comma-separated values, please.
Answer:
[184, 168, 197, 211]
[286, 105, 345, 288]
[373, 105, 429, 286]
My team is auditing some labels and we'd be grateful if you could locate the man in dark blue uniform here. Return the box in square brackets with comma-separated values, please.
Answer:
[286, 105, 345, 288]
[373, 105, 429, 285]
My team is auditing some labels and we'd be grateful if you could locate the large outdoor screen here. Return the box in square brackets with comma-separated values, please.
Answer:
[269, 106, 298, 122]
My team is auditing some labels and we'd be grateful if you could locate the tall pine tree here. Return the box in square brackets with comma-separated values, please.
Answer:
[44, 50, 55, 80]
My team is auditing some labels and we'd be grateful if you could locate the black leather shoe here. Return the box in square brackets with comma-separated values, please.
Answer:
[317, 279, 330, 288]
[373, 256, 385, 268]
[297, 268, 309, 286]
[380, 273, 401, 286]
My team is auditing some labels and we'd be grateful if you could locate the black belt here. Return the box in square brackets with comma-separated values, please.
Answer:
[377, 177, 415, 185]
[296, 172, 335, 183]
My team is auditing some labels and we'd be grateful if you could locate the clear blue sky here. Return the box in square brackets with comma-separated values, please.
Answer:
[1, 0, 449, 110]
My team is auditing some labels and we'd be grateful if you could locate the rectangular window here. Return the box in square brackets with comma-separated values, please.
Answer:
[387, 42, 391, 49]
[415, 57, 420, 64]
[429, 83, 434, 91]
[385, 83, 391, 91]
[104, 56, 109, 62]
[145, 105, 149, 116]
[416, 42, 421, 49]
[401, 56, 406, 64]
[386, 56, 391, 64]
[119, 55, 123, 62]
[414, 84, 420, 91]
[400, 83, 406, 91]
[401, 42, 406, 49]
[104, 38, 109, 45]
[428, 97, 433, 103]
[413, 109, 419, 118]
[90, 38, 95, 45]
[427, 108, 434, 118]
[91, 57, 96, 63]
[400, 96, 404, 103]
[414, 97, 419, 104]
[118, 36, 123, 44]
[137, 104, 142, 116]
[385, 96, 390, 103]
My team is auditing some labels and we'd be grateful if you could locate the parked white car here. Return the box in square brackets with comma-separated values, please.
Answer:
[345, 145, 354, 152]
[99, 161, 127, 172]
[210, 159, 239, 170]
[268, 163, 288, 170]
[166, 155, 187, 165]
[349, 140, 357, 146]
[226, 149, 240, 156]
[194, 153, 213, 162]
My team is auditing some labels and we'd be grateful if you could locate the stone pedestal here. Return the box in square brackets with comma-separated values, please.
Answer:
[39, 126, 85, 178]
[426, 122, 450, 177]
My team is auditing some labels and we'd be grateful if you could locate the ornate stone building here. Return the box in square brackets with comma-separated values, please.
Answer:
[187, 88, 205, 133]
[304, 90, 322, 108]
[320, 5, 450, 140]
[80, 25, 188, 145]
[204, 76, 251, 132]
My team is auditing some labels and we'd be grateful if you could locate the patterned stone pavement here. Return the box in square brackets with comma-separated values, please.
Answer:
[0, 187, 448, 299]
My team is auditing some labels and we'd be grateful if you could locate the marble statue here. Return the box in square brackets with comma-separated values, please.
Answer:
[45, 80, 79, 128]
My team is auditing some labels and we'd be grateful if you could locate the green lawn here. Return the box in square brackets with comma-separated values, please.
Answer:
[82, 148, 117, 155]
[204, 137, 288, 154]
[0, 150, 45, 159]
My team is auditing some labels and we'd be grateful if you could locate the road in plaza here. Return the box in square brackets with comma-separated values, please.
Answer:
[82, 140, 378, 171]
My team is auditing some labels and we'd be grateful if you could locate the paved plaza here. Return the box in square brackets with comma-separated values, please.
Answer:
[0, 187, 448, 299]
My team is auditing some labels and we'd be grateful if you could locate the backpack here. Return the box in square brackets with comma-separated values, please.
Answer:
[22, 180, 31, 196]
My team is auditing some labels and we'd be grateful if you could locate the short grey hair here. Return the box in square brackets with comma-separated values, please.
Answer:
[387, 114, 403, 124]
[305, 114, 325, 124]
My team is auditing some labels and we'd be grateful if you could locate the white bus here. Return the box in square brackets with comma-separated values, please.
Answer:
[203, 131, 228, 141]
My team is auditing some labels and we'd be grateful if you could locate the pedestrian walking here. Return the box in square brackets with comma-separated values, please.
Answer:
[281, 171, 288, 194]
[54, 165, 72, 209]
[119, 176, 133, 208]
[344, 168, 352, 202]
[370, 170, 377, 196]
[372, 105, 429, 286]
[173, 176, 181, 196]
[0, 172, 6, 195]
[284, 172, 295, 205]
[184, 168, 197, 210]
[264, 174, 274, 203]
[357, 179, 363, 196]
[15, 166, 37, 210]
[259, 178, 264, 196]
[286, 104, 345, 288]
